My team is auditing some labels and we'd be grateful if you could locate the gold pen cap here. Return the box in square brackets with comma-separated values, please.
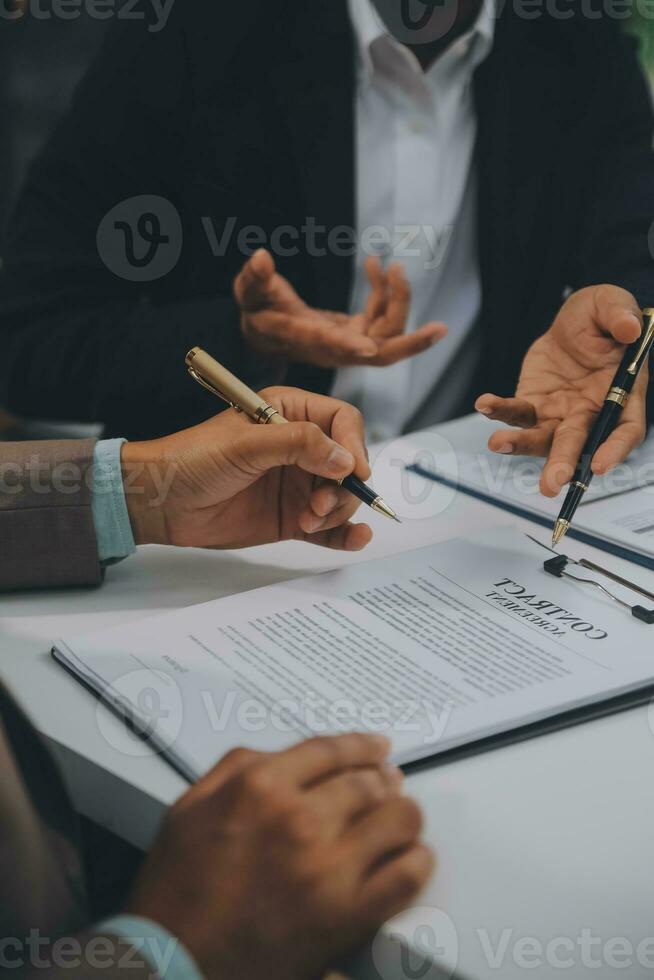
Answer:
[186, 347, 283, 424]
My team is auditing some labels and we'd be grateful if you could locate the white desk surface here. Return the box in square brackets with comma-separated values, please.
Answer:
[3, 417, 654, 980]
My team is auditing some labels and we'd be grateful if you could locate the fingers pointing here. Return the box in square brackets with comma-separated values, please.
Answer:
[475, 394, 538, 429]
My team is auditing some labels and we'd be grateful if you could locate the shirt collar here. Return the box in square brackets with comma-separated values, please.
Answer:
[467, 0, 495, 64]
[348, 0, 388, 80]
[348, 0, 496, 83]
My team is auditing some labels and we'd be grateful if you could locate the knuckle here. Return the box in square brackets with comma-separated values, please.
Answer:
[221, 747, 256, 769]
[349, 769, 385, 807]
[423, 844, 438, 878]
[259, 385, 284, 402]
[396, 796, 424, 838]
[336, 731, 370, 762]
[594, 283, 612, 307]
[394, 862, 428, 899]
[168, 793, 192, 823]
[342, 403, 365, 429]
[557, 422, 584, 439]
[241, 762, 277, 801]
[634, 423, 647, 446]
[284, 803, 323, 845]
[313, 321, 332, 340]
[249, 316, 272, 336]
[291, 851, 334, 897]
[409, 843, 437, 881]
[306, 421, 325, 445]
[292, 421, 322, 450]
[284, 422, 310, 452]
[306, 735, 343, 769]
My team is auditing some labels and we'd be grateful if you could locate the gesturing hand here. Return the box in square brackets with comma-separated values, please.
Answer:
[127, 734, 434, 980]
[475, 286, 647, 496]
[235, 248, 447, 368]
[123, 387, 374, 552]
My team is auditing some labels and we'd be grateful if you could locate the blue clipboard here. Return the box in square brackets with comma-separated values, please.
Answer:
[407, 463, 654, 573]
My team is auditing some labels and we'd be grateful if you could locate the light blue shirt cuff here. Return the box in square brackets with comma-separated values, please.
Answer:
[91, 439, 136, 565]
[97, 915, 203, 979]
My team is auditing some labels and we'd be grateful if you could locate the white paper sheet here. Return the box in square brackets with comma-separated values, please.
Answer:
[53, 527, 654, 780]
[580, 486, 654, 551]
[405, 414, 654, 562]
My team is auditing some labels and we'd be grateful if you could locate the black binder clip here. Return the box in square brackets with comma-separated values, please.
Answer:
[544, 553, 654, 624]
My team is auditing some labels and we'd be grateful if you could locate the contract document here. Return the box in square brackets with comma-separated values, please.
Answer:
[53, 527, 654, 782]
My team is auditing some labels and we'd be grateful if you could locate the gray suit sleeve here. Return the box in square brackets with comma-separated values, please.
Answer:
[0, 439, 102, 591]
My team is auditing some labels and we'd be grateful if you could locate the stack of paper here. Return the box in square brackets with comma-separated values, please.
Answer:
[53, 527, 654, 781]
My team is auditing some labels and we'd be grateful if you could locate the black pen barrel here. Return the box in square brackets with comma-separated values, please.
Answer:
[570, 398, 624, 487]
[341, 474, 378, 507]
[558, 481, 588, 524]
[559, 396, 624, 527]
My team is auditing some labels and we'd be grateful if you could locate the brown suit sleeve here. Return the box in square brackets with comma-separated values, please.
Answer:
[0, 439, 102, 591]
[0, 683, 165, 979]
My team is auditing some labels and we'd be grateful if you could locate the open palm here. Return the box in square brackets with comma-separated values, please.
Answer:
[476, 286, 647, 497]
[235, 248, 446, 368]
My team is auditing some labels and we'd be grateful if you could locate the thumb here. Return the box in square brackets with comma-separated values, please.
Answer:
[594, 288, 642, 346]
[234, 248, 277, 311]
[239, 421, 355, 481]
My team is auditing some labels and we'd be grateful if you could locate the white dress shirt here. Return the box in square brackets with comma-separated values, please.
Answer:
[332, 0, 495, 442]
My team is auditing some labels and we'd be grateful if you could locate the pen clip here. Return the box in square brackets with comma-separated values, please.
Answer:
[187, 365, 239, 410]
[627, 310, 654, 376]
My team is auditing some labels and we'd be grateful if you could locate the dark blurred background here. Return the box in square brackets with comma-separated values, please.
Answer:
[0, 8, 108, 435]
[0, 5, 653, 436]
[0, 11, 107, 241]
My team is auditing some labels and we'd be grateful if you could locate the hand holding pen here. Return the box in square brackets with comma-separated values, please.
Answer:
[187, 347, 400, 522]
[476, 286, 651, 499]
[128, 379, 377, 552]
[552, 306, 654, 544]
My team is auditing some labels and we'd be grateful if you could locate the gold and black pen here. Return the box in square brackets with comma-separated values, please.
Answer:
[552, 307, 654, 547]
[185, 347, 401, 522]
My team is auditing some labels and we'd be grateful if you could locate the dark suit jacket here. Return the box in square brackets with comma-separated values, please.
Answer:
[0, 0, 652, 439]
